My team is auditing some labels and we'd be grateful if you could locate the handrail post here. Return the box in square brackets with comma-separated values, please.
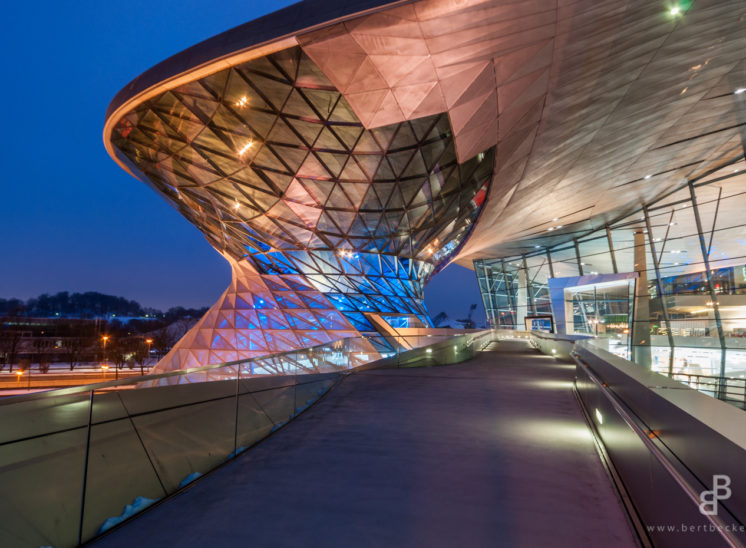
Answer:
[77, 389, 94, 545]
[233, 364, 240, 456]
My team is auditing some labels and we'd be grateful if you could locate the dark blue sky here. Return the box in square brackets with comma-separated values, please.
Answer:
[0, 0, 485, 323]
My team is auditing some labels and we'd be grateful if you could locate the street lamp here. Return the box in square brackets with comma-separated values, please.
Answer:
[102, 335, 116, 380]
[144, 338, 153, 375]
[15, 370, 23, 384]
[101, 364, 109, 380]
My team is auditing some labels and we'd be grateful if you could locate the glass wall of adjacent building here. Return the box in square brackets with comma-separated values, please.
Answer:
[475, 160, 746, 380]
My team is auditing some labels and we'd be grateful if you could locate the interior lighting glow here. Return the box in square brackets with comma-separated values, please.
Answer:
[595, 408, 604, 424]
[238, 140, 254, 156]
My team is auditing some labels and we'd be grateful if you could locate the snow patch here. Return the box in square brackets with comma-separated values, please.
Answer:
[178, 471, 203, 488]
[98, 496, 158, 533]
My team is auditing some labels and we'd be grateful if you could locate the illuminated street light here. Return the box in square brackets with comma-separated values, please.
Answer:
[102, 335, 117, 380]
[144, 338, 154, 375]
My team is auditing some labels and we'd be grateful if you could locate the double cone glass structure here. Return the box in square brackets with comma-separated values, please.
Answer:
[107, 41, 492, 371]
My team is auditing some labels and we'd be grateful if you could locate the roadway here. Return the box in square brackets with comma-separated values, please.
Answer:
[94, 340, 638, 547]
[0, 370, 145, 394]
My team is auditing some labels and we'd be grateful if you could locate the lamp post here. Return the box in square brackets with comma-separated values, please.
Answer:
[145, 338, 153, 375]
[102, 335, 115, 380]
[101, 364, 109, 380]
[15, 370, 22, 385]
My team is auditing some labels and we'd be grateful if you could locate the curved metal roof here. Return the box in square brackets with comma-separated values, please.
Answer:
[104, 0, 401, 122]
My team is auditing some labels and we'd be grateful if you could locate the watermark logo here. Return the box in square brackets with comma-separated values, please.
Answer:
[699, 475, 731, 516]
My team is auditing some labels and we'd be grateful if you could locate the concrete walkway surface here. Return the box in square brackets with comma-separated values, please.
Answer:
[94, 340, 638, 547]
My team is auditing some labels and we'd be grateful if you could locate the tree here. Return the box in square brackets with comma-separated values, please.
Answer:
[132, 340, 150, 375]
[152, 327, 176, 360]
[0, 323, 23, 373]
[63, 337, 85, 370]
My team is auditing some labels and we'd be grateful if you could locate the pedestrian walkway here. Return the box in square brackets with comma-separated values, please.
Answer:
[94, 340, 638, 547]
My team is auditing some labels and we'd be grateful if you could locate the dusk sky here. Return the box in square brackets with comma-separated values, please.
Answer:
[1, 0, 485, 323]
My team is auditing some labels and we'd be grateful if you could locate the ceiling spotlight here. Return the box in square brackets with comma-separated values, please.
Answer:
[547, 227, 554, 232]
[235, 96, 249, 108]
[556, 225, 563, 228]
[552, 218, 558, 222]
[669, 6, 681, 16]
[645, 174, 652, 179]
[735, 88, 746, 95]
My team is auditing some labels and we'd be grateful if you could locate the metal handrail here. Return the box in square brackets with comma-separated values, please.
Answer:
[0, 329, 494, 548]
[0, 333, 463, 405]
[573, 351, 744, 548]
[670, 372, 746, 405]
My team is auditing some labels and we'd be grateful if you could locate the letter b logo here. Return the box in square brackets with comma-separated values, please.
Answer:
[699, 475, 731, 516]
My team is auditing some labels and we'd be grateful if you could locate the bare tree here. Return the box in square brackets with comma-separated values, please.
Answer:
[132, 340, 150, 375]
[0, 328, 22, 373]
[152, 327, 177, 360]
[63, 337, 84, 370]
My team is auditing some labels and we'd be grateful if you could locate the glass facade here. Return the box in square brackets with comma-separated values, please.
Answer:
[475, 160, 746, 380]
[109, 46, 493, 368]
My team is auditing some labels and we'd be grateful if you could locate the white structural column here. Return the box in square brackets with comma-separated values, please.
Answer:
[516, 267, 528, 330]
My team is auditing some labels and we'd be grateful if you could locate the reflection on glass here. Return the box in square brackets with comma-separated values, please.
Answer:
[475, 163, 746, 397]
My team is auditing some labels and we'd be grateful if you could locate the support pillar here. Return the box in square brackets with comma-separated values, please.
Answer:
[517, 267, 528, 330]
[631, 231, 652, 368]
